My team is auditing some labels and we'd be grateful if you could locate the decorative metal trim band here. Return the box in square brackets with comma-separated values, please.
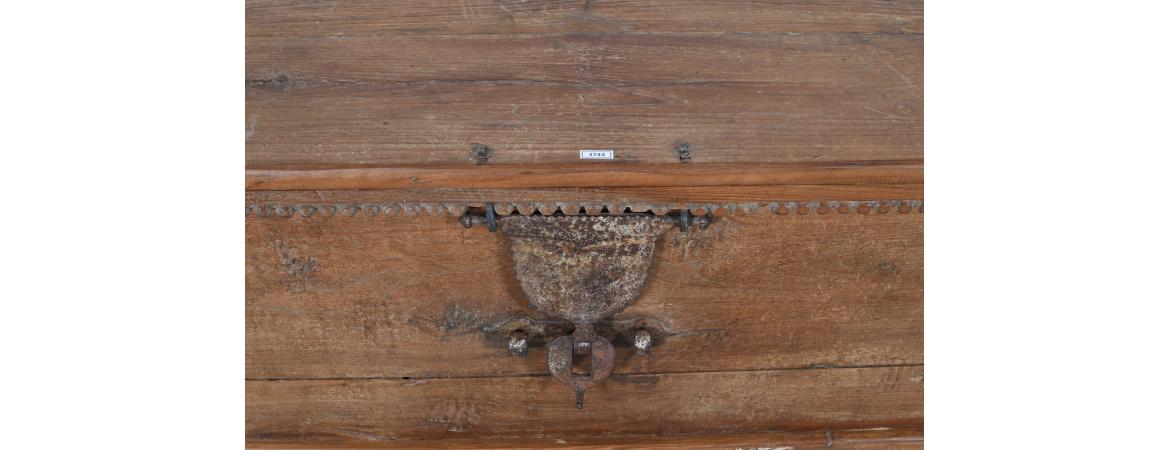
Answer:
[245, 200, 924, 218]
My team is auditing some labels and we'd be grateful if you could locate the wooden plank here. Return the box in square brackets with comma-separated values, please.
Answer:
[244, 185, 925, 207]
[246, 211, 922, 379]
[829, 429, 925, 449]
[246, 33, 920, 85]
[247, 0, 924, 37]
[245, 163, 923, 190]
[247, 428, 922, 449]
[246, 80, 922, 165]
[246, 366, 924, 441]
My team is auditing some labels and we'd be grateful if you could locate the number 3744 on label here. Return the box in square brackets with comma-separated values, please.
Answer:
[579, 150, 615, 160]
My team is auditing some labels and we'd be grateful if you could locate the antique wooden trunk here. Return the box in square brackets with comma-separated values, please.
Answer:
[246, 1, 923, 448]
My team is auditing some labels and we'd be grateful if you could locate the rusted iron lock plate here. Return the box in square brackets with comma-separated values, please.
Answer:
[499, 215, 670, 409]
[464, 211, 705, 408]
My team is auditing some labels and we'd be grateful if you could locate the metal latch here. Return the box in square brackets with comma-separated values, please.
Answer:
[462, 204, 708, 408]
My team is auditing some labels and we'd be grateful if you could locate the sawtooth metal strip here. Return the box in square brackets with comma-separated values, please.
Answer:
[245, 201, 924, 218]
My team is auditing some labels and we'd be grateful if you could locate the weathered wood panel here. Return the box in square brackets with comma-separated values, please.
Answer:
[247, 0, 924, 37]
[247, 33, 920, 85]
[245, 81, 921, 165]
[246, 366, 923, 441]
[246, 32, 921, 166]
[246, 210, 922, 379]
[245, 163, 923, 190]
[248, 428, 923, 449]
[245, 184, 925, 206]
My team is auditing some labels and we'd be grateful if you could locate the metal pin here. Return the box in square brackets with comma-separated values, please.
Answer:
[674, 142, 692, 163]
[485, 202, 497, 232]
[633, 329, 652, 355]
[470, 143, 491, 165]
[507, 330, 528, 357]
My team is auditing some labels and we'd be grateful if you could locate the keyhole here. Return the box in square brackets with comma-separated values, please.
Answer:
[571, 352, 593, 376]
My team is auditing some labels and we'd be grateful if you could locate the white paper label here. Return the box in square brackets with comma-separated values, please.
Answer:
[579, 150, 614, 160]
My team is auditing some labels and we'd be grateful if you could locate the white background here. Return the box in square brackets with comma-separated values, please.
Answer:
[1, 0, 1167, 448]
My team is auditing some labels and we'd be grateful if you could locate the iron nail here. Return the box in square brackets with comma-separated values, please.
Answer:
[634, 329, 652, 355]
[507, 330, 529, 357]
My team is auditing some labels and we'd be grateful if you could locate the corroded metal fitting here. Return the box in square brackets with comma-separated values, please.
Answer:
[497, 215, 673, 408]
[507, 330, 528, 357]
[633, 328, 652, 355]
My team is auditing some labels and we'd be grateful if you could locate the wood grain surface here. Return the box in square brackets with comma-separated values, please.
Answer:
[247, 83, 921, 166]
[247, 22, 921, 166]
[246, 211, 922, 379]
[245, 162, 923, 190]
[249, 428, 923, 449]
[247, 366, 923, 441]
[246, 33, 921, 87]
[245, 185, 925, 207]
[247, 0, 923, 37]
